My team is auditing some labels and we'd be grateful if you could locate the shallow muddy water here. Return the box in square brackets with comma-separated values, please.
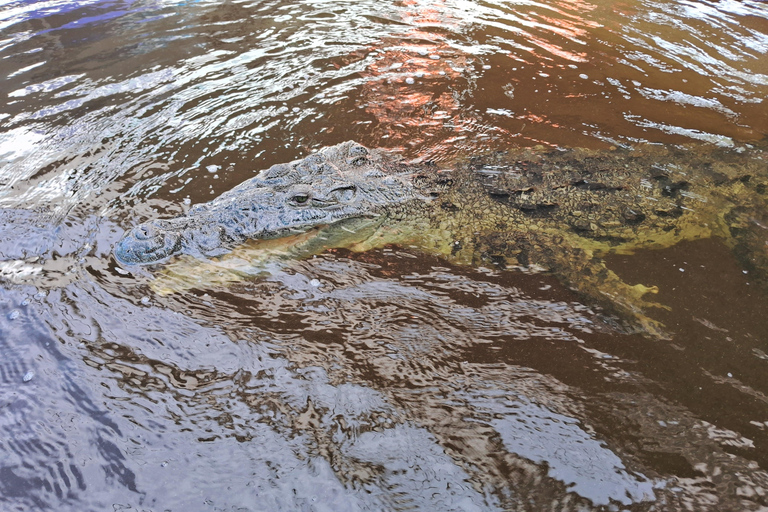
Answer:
[1, 0, 768, 510]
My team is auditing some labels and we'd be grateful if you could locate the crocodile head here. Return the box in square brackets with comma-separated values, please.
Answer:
[115, 141, 418, 265]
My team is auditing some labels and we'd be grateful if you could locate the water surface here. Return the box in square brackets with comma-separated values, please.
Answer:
[1, 0, 768, 510]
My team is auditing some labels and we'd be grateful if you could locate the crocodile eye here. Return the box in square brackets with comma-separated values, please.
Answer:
[347, 144, 370, 166]
[329, 186, 356, 203]
[348, 144, 369, 157]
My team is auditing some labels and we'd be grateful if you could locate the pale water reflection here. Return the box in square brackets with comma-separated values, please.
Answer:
[1, 0, 768, 510]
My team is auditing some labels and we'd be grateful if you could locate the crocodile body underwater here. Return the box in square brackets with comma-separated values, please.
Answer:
[115, 141, 768, 337]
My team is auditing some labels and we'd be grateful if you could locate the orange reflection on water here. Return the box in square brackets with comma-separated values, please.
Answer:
[356, 0, 610, 152]
[522, 33, 589, 63]
[363, 45, 467, 131]
[359, 0, 502, 153]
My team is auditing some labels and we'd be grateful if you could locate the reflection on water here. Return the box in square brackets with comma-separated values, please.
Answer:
[1, 0, 768, 510]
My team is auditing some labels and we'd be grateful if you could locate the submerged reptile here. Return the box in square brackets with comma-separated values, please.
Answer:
[115, 141, 768, 336]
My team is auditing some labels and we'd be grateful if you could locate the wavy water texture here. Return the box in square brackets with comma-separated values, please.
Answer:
[2, 1, 768, 510]
[0, 0, 765, 217]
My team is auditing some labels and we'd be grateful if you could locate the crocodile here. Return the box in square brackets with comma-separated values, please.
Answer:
[114, 142, 420, 264]
[115, 140, 768, 337]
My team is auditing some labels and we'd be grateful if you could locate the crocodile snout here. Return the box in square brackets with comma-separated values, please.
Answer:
[114, 220, 182, 265]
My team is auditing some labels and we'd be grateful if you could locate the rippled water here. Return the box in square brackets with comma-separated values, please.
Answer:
[1, 0, 768, 510]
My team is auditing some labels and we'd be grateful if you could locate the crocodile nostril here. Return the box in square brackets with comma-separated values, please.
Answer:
[134, 225, 152, 240]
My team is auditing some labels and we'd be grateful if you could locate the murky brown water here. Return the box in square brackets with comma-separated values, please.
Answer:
[1, 0, 768, 510]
